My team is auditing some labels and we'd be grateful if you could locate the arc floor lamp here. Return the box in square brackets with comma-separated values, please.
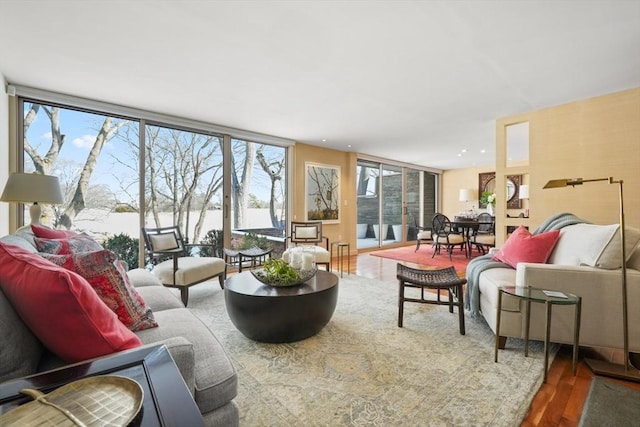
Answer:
[543, 176, 639, 382]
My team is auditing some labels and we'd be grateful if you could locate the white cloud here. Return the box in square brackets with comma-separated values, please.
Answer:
[42, 132, 52, 141]
[72, 134, 96, 149]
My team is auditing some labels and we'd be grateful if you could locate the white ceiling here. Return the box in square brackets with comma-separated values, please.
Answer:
[1, 1, 639, 170]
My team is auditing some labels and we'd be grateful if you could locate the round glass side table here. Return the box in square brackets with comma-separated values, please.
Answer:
[494, 286, 581, 383]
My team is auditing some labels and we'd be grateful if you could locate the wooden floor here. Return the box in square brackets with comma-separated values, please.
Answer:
[345, 251, 640, 427]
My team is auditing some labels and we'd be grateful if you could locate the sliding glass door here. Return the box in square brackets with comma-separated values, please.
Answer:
[356, 159, 438, 250]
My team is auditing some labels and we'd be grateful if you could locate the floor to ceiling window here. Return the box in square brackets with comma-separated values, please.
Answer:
[17, 96, 289, 266]
[356, 159, 437, 250]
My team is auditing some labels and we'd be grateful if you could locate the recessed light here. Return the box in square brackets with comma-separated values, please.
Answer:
[457, 153, 462, 157]
[322, 139, 327, 142]
[480, 149, 486, 154]
[347, 144, 352, 148]
[461, 149, 467, 153]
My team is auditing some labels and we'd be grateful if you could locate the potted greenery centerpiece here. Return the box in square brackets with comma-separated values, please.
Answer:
[480, 191, 496, 215]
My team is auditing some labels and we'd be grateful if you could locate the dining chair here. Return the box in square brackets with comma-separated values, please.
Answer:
[470, 212, 496, 254]
[412, 213, 433, 252]
[431, 213, 467, 260]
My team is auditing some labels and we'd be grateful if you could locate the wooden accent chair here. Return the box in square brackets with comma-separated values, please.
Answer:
[142, 226, 226, 306]
[282, 221, 331, 271]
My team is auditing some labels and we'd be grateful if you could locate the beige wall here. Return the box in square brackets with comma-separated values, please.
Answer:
[442, 88, 640, 245]
[0, 75, 9, 235]
[291, 143, 357, 254]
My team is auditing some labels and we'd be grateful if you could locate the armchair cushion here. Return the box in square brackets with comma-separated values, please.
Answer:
[492, 226, 560, 269]
[149, 232, 180, 251]
[153, 257, 226, 287]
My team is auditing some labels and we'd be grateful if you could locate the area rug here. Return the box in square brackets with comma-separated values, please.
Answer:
[369, 245, 478, 275]
[186, 274, 555, 426]
[578, 377, 640, 427]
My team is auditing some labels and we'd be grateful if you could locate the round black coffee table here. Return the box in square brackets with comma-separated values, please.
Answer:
[224, 270, 339, 343]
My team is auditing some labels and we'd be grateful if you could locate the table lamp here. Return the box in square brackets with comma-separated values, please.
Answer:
[519, 184, 529, 217]
[0, 172, 64, 225]
[543, 176, 639, 382]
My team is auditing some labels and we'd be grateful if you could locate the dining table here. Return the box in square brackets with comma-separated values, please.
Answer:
[452, 216, 494, 257]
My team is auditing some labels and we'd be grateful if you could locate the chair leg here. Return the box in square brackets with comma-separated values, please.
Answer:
[457, 284, 465, 335]
[398, 281, 405, 327]
[180, 287, 189, 307]
[218, 274, 225, 289]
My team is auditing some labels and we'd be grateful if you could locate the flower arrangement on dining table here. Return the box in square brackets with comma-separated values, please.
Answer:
[480, 191, 496, 206]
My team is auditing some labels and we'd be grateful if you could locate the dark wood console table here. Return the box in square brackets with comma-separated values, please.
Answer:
[0, 344, 204, 427]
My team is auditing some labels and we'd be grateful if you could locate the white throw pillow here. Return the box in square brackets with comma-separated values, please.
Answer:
[548, 224, 618, 267]
[595, 226, 640, 269]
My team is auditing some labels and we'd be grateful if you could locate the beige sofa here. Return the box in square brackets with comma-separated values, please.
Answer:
[467, 221, 640, 352]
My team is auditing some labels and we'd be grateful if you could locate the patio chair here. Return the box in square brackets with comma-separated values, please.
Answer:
[282, 221, 331, 271]
[142, 225, 226, 306]
[431, 213, 467, 260]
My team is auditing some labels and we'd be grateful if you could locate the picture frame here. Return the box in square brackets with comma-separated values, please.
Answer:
[305, 162, 340, 223]
[478, 172, 522, 209]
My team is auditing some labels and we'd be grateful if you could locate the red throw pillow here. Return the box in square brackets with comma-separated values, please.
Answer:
[31, 224, 78, 239]
[41, 250, 158, 332]
[0, 242, 142, 363]
[492, 226, 561, 268]
[34, 235, 102, 255]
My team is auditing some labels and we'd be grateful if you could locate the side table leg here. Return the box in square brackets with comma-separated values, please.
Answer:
[495, 289, 503, 363]
[573, 297, 582, 376]
[544, 301, 552, 383]
[524, 299, 531, 357]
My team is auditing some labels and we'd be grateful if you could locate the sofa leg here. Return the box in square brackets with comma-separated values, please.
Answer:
[630, 352, 640, 368]
[497, 335, 507, 349]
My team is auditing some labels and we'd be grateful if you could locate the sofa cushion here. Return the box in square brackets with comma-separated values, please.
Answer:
[595, 226, 640, 269]
[493, 226, 560, 269]
[548, 224, 618, 267]
[40, 250, 157, 331]
[135, 308, 237, 413]
[34, 235, 103, 255]
[0, 242, 142, 363]
[31, 224, 78, 239]
[0, 287, 43, 383]
[135, 286, 184, 312]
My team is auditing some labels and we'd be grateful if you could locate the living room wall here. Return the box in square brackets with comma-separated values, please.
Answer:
[291, 143, 357, 254]
[500, 88, 640, 238]
[0, 74, 9, 236]
[441, 88, 639, 244]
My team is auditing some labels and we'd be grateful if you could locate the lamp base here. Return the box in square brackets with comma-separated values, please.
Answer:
[584, 358, 640, 383]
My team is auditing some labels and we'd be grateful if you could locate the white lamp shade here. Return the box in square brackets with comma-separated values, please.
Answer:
[519, 184, 530, 200]
[1, 172, 64, 204]
[459, 188, 474, 202]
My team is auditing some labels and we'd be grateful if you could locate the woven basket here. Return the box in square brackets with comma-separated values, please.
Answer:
[0, 375, 143, 426]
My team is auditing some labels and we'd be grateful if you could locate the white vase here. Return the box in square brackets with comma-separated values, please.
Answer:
[487, 204, 494, 216]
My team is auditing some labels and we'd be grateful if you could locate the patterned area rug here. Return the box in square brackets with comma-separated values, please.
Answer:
[186, 274, 555, 426]
[369, 245, 477, 276]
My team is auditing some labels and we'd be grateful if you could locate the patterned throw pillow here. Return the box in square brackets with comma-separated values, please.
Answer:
[34, 235, 103, 255]
[31, 224, 79, 239]
[41, 250, 158, 331]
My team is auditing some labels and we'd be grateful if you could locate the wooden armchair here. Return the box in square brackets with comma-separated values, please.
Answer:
[142, 225, 226, 306]
[282, 221, 331, 271]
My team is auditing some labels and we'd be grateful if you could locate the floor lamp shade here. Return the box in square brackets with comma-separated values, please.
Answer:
[0, 172, 64, 225]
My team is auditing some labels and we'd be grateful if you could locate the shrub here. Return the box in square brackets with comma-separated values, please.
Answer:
[237, 232, 269, 250]
[200, 229, 224, 258]
[102, 233, 139, 269]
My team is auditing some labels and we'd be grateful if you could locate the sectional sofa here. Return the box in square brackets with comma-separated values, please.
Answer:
[0, 227, 238, 426]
